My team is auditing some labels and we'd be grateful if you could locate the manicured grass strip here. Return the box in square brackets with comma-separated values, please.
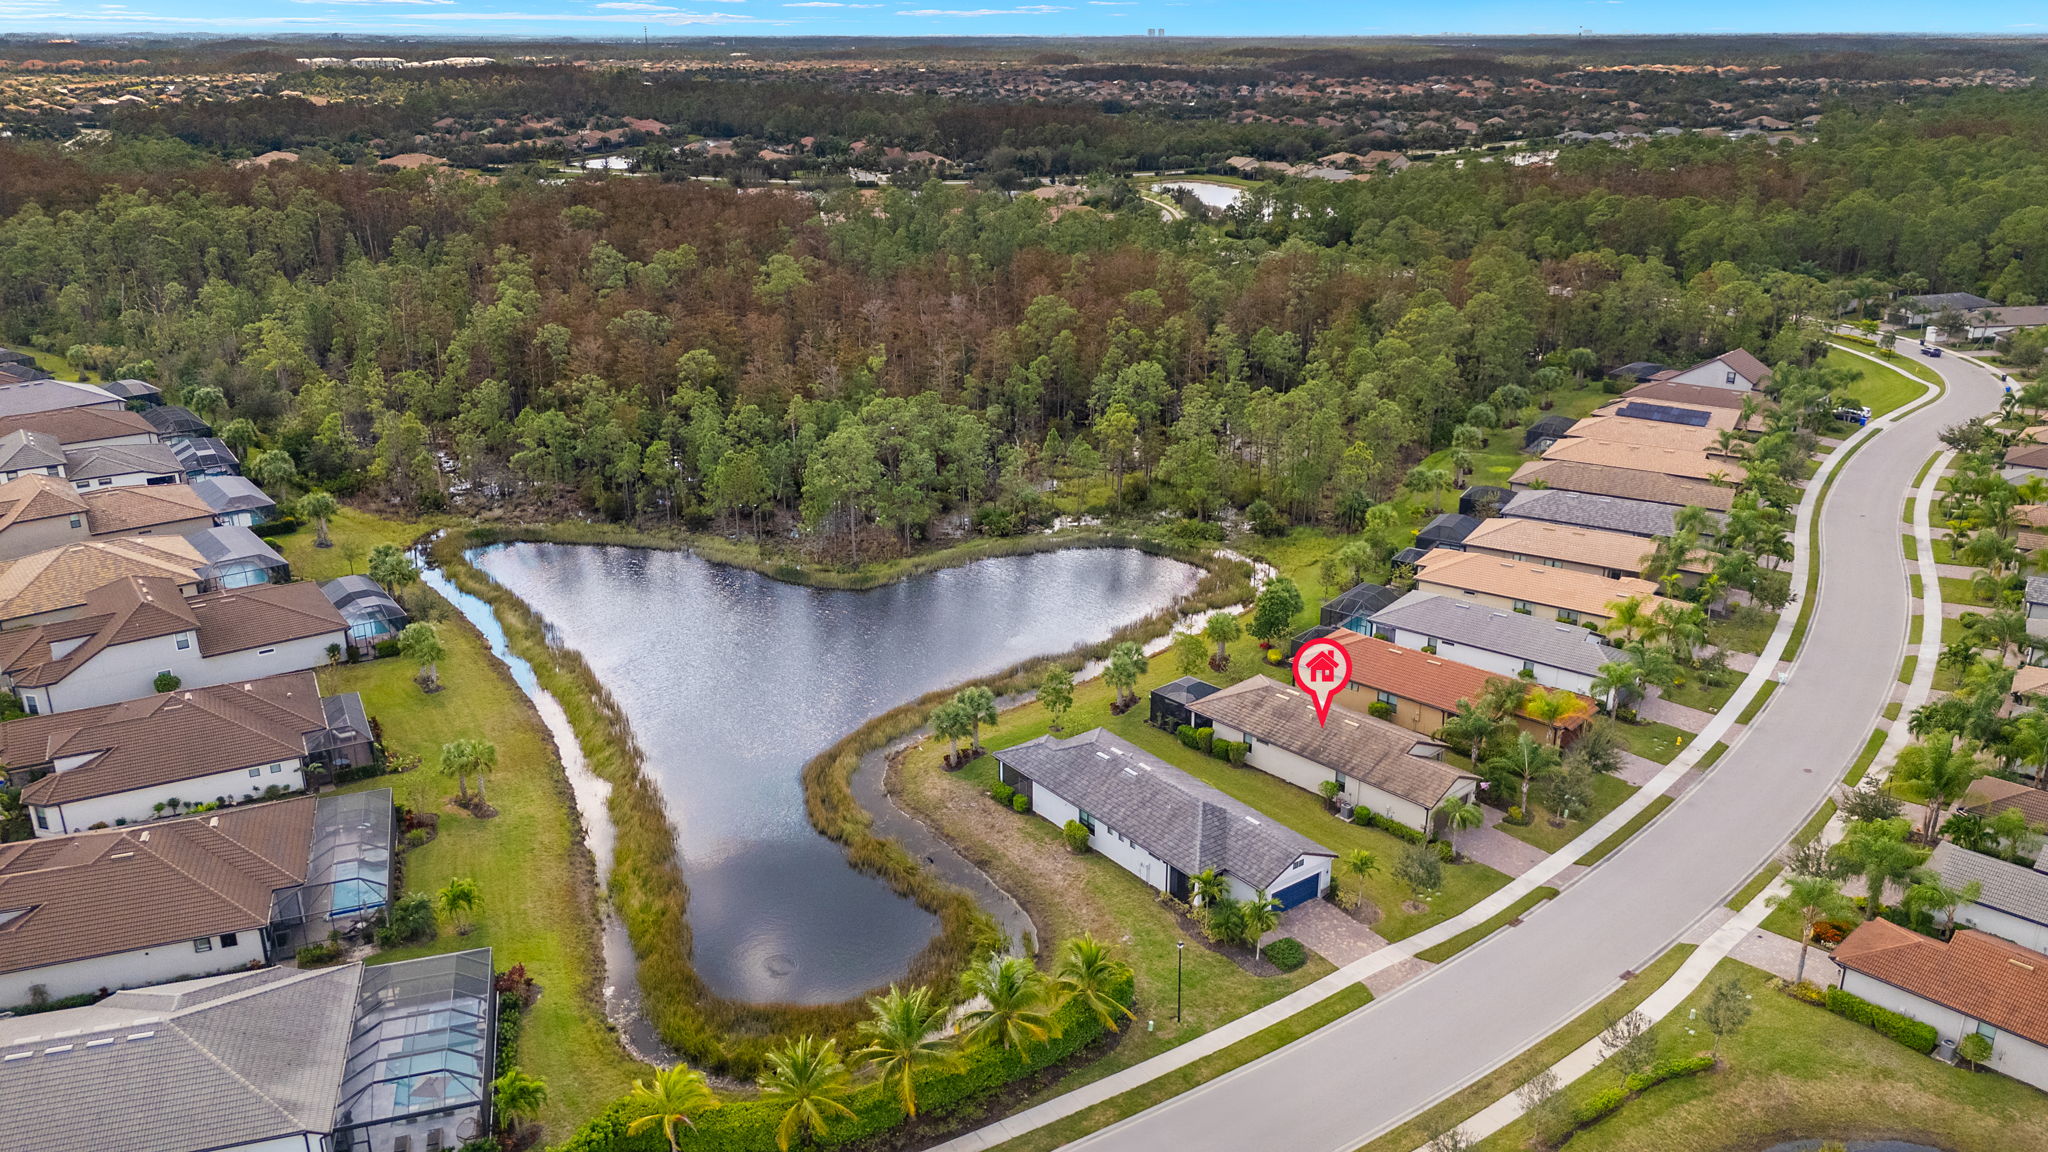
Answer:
[1909, 573, 1924, 599]
[1821, 346, 1926, 416]
[1415, 887, 1563, 964]
[1903, 496, 1915, 524]
[1882, 702, 1901, 721]
[1352, 945, 1696, 1152]
[1495, 774, 1636, 854]
[1898, 654, 1917, 684]
[1795, 800, 1837, 847]
[1939, 575, 1988, 607]
[1694, 742, 1729, 771]
[1725, 861, 1783, 912]
[1735, 680, 1777, 725]
[1577, 796, 1675, 866]
[985, 983, 1376, 1152]
[1912, 450, 1941, 489]
[1901, 534, 1918, 562]
[1845, 730, 1887, 786]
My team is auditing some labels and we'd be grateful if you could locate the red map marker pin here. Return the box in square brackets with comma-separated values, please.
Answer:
[1291, 637, 1352, 727]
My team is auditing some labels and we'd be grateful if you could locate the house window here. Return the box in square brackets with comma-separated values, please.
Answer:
[1724, 369, 1737, 385]
[21, 696, 36, 716]
[220, 932, 238, 948]
[97, 478, 112, 487]
[1558, 609, 1580, 624]
[176, 636, 190, 650]
[1076, 808, 1095, 833]
[1522, 659, 1536, 674]
[34, 809, 47, 830]
[1511, 599, 1533, 614]
[73, 481, 88, 491]
[270, 763, 284, 773]
[66, 516, 81, 529]
[193, 937, 214, 953]
[1376, 690, 1397, 706]
[249, 767, 262, 777]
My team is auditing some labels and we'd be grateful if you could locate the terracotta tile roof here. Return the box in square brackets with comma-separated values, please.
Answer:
[1832, 921, 2048, 1047]
[1413, 548, 1675, 618]
[2005, 443, 2048, 471]
[0, 799, 313, 974]
[1561, 414, 1732, 452]
[0, 406, 155, 447]
[1458, 516, 1691, 575]
[10, 671, 330, 805]
[0, 473, 85, 530]
[79, 483, 215, 534]
[188, 580, 344, 656]
[1191, 675, 1474, 808]
[1332, 630, 1594, 729]
[0, 578, 341, 689]
[1540, 436, 1748, 482]
[1693, 347, 1772, 387]
[1621, 380, 1772, 412]
[1512, 459, 1738, 512]
[0, 538, 204, 624]
[1962, 776, 2048, 828]
[1592, 399, 1738, 430]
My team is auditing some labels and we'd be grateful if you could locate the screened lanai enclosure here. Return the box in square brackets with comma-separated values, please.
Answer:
[333, 948, 496, 1152]
[270, 788, 394, 949]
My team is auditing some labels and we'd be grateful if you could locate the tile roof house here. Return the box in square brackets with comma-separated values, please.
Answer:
[995, 728, 1335, 909]
[1510, 459, 1738, 512]
[4, 669, 371, 835]
[1459, 515, 1699, 579]
[1961, 777, 2048, 835]
[189, 474, 278, 527]
[0, 576, 345, 715]
[0, 377, 124, 418]
[1621, 379, 1771, 412]
[1664, 348, 1771, 392]
[0, 475, 219, 562]
[1538, 436, 1748, 483]
[1594, 398, 1740, 431]
[0, 405, 158, 449]
[187, 523, 289, 590]
[0, 946, 495, 1152]
[1831, 920, 2048, 1089]
[0, 536, 204, 629]
[1500, 488, 1685, 538]
[1559, 414, 1736, 452]
[1361, 590, 1628, 706]
[1927, 841, 2048, 954]
[1413, 548, 1674, 624]
[0, 797, 316, 1003]
[1190, 675, 1476, 835]
[1330, 630, 1594, 747]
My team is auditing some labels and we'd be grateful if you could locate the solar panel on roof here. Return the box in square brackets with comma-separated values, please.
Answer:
[1615, 402, 1711, 427]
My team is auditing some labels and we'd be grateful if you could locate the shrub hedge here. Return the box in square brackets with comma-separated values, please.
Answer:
[1349, 807, 1426, 844]
[1262, 937, 1307, 972]
[1824, 987, 1939, 1053]
[554, 979, 1132, 1152]
[1571, 1056, 1716, 1128]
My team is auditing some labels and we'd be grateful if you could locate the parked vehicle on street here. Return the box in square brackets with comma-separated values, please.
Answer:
[1920, 345, 1943, 357]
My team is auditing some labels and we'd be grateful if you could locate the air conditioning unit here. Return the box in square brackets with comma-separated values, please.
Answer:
[1335, 802, 1356, 822]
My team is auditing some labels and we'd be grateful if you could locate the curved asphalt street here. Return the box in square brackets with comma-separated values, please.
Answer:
[1072, 346, 2001, 1152]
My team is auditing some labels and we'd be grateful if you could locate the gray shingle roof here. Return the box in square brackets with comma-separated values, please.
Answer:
[1366, 590, 1626, 677]
[0, 379, 122, 419]
[0, 963, 361, 1152]
[191, 475, 276, 516]
[1502, 488, 1683, 538]
[1192, 676, 1471, 809]
[187, 524, 288, 575]
[1900, 292, 1995, 313]
[62, 441, 185, 482]
[995, 729, 1330, 890]
[1929, 840, 2048, 928]
[0, 430, 64, 473]
[2028, 576, 2048, 609]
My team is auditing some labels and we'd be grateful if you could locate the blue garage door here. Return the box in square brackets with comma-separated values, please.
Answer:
[1272, 873, 1321, 911]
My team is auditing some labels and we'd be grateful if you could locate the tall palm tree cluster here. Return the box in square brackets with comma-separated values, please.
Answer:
[1435, 675, 1619, 828]
[1183, 868, 1283, 949]
[619, 937, 1133, 1151]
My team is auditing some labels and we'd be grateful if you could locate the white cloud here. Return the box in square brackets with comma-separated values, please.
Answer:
[896, 3, 1065, 12]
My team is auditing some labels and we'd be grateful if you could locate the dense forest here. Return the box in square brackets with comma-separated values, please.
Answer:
[5, 89, 2048, 559]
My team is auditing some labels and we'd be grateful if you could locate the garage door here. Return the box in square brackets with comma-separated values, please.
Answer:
[1271, 873, 1321, 911]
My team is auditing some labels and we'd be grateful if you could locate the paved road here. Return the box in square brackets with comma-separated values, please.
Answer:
[1071, 346, 1997, 1152]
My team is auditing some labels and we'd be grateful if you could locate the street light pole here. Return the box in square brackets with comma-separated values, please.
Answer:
[1176, 941, 1184, 1023]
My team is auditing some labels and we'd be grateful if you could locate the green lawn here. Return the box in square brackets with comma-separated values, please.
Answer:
[17, 345, 99, 382]
[1414, 387, 1610, 494]
[1576, 795, 1674, 865]
[1658, 671, 1743, 714]
[1933, 537, 1958, 565]
[1415, 886, 1560, 963]
[273, 506, 439, 582]
[1706, 605, 1778, 656]
[1616, 718, 1694, 764]
[1474, 960, 2048, 1152]
[323, 578, 640, 1135]
[1940, 575, 1992, 607]
[1496, 772, 1636, 854]
[1822, 346, 1929, 417]
[1901, 534, 1918, 562]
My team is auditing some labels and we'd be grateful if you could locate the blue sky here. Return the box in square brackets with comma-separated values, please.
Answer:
[1, 0, 2044, 38]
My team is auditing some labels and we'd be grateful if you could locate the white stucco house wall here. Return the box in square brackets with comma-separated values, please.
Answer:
[1833, 920, 2048, 1091]
[1927, 841, 2048, 954]
[1366, 590, 1626, 708]
[1664, 348, 1770, 392]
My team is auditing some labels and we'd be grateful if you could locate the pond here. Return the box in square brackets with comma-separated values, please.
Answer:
[470, 543, 1204, 1005]
[1155, 180, 1244, 210]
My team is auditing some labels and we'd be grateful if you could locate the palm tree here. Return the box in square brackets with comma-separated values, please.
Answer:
[437, 876, 481, 934]
[1830, 820, 1929, 921]
[298, 491, 339, 548]
[758, 1037, 856, 1152]
[956, 956, 1057, 1052]
[1189, 868, 1228, 909]
[626, 1065, 722, 1152]
[1405, 464, 1453, 513]
[1768, 875, 1857, 985]
[1889, 731, 1984, 841]
[1591, 660, 1646, 711]
[1204, 611, 1241, 666]
[1105, 641, 1147, 709]
[1484, 733, 1563, 816]
[854, 985, 958, 1117]
[491, 1067, 549, 1131]
[397, 622, 446, 693]
[1436, 795, 1484, 858]
[1600, 596, 1656, 646]
[931, 700, 973, 761]
[1337, 848, 1378, 910]
[1476, 676, 1530, 722]
[1052, 935, 1135, 1032]
[1904, 876, 1983, 935]
[1240, 890, 1282, 945]
[1439, 700, 1500, 765]
[1655, 603, 1709, 666]
[1520, 687, 1581, 746]
[439, 737, 497, 806]
[953, 686, 998, 754]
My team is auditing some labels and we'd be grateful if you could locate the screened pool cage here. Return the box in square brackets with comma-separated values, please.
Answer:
[333, 948, 495, 1152]
[270, 788, 394, 948]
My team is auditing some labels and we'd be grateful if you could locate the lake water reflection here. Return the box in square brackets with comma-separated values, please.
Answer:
[473, 543, 1203, 1004]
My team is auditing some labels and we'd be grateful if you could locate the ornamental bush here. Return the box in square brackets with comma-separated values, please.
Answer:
[1062, 820, 1091, 853]
[1011, 792, 1031, 814]
[1824, 987, 1939, 1053]
[1177, 724, 1200, 749]
[1368, 700, 1396, 720]
[1196, 727, 1214, 753]
[1349, 807, 1426, 844]
[1262, 937, 1308, 971]
[1622, 1055, 1715, 1094]
[1570, 1085, 1629, 1127]
[991, 782, 1016, 807]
